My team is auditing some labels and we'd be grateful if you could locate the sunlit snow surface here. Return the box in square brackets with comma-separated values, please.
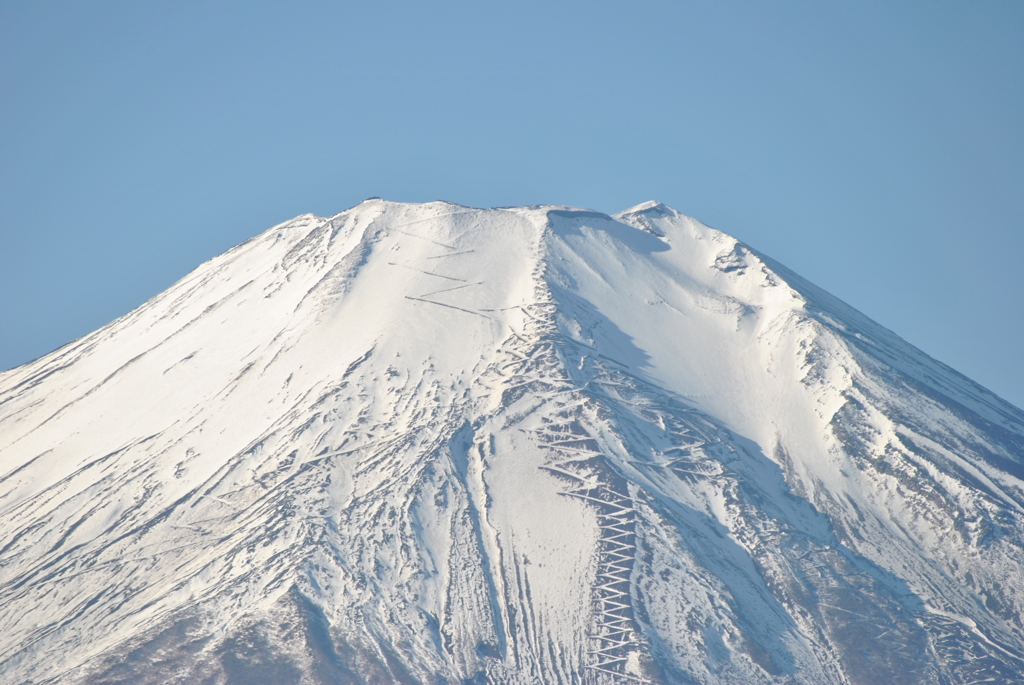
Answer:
[1, 200, 1023, 684]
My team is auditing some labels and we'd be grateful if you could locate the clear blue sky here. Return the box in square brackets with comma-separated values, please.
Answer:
[2, 1, 1022, 408]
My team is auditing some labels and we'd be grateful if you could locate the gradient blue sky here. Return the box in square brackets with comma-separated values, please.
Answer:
[2, 1, 1022, 408]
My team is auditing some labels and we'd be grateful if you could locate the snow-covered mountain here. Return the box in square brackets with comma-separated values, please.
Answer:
[1, 199, 1023, 684]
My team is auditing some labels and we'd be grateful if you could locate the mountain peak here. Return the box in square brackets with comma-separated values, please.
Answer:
[615, 199, 671, 216]
[1, 202, 1022, 684]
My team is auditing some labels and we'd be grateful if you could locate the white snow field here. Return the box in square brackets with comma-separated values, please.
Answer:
[1, 199, 1023, 684]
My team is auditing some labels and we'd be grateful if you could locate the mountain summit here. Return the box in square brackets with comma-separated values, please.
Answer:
[2, 200, 1023, 684]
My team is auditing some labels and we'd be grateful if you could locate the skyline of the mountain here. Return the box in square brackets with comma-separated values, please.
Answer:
[2, 2, 1022, 411]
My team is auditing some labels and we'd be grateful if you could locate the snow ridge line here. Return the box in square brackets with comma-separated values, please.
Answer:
[477, 289, 655, 682]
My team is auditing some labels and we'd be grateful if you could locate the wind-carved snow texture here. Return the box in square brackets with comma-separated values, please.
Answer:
[1, 200, 1024, 684]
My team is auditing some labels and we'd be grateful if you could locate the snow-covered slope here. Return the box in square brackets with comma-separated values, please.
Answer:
[1, 199, 1022, 684]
